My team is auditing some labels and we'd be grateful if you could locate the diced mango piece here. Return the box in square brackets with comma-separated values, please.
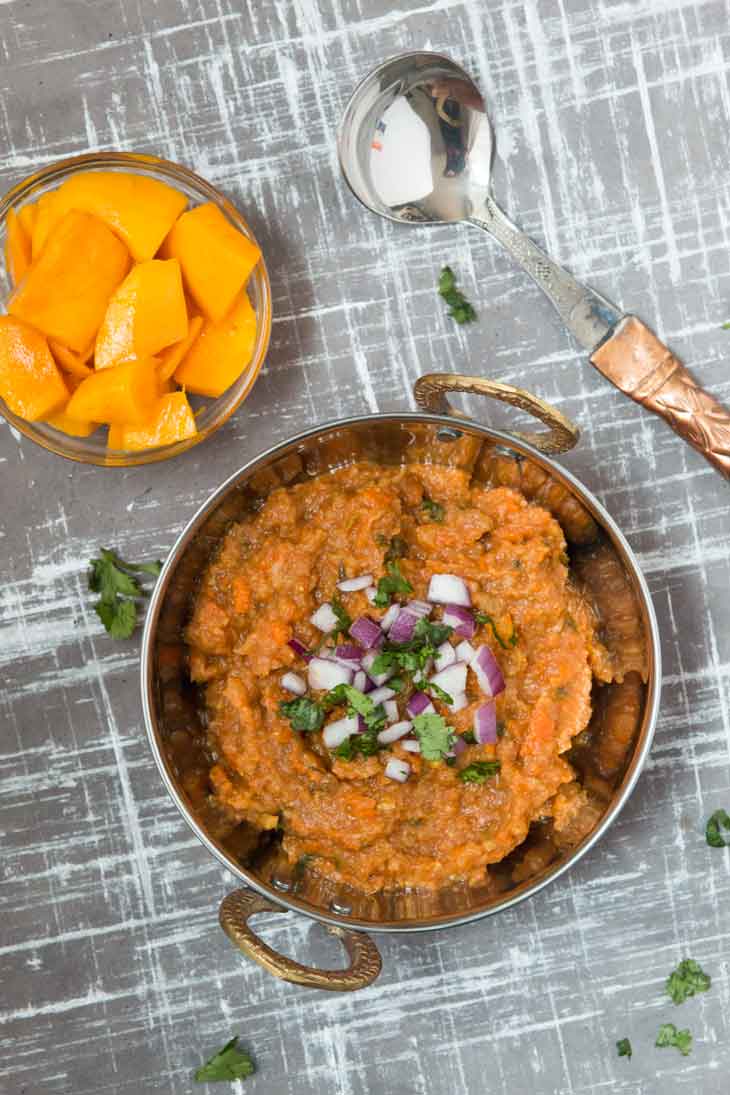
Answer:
[9, 210, 131, 352]
[158, 314, 204, 380]
[113, 391, 197, 451]
[45, 409, 97, 437]
[94, 259, 188, 370]
[31, 192, 58, 258]
[49, 340, 93, 378]
[18, 202, 38, 240]
[5, 209, 32, 284]
[0, 316, 69, 420]
[66, 357, 158, 425]
[174, 291, 256, 397]
[160, 203, 260, 323]
[35, 172, 188, 262]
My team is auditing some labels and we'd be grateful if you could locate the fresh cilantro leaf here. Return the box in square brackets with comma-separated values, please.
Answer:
[373, 560, 413, 608]
[666, 959, 711, 1005]
[279, 697, 325, 733]
[462, 729, 476, 745]
[194, 1036, 255, 1082]
[322, 683, 349, 710]
[88, 548, 162, 640]
[412, 713, 455, 761]
[706, 808, 730, 848]
[330, 596, 351, 641]
[388, 676, 405, 693]
[371, 618, 454, 678]
[474, 612, 517, 649]
[438, 265, 477, 325]
[656, 1023, 692, 1056]
[723, 321, 730, 330]
[616, 1038, 632, 1059]
[335, 728, 381, 760]
[94, 597, 137, 640]
[459, 761, 501, 783]
[421, 496, 445, 522]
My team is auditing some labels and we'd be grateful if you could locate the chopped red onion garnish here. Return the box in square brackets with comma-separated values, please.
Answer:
[368, 685, 395, 705]
[442, 604, 476, 639]
[470, 645, 505, 697]
[337, 573, 374, 593]
[401, 740, 421, 754]
[434, 641, 456, 673]
[384, 757, 411, 782]
[388, 608, 418, 644]
[362, 650, 392, 686]
[310, 602, 340, 633]
[455, 640, 475, 664]
[450, 691, 468, 712]
[381, 603, 401, 632]
[349, 616, 384, 649]
[281, 672, 306, 696]
[335, 643, 363, 664]
[377, 719, 413, 744]
[383, 699, 399, 723]
[288, 638, 312, 662]
[473, 702, 497, 744]
[452, 735, 467, 756]
[430, 661, 468, 695]
[365, 586, 378, 605]
[323, 716, 359, 748]
[407, 599, 432, 618]
[308, 657, 353, 691]
[353, 669, 369, 692]
[406, 691, 436, 717]
[427, 573, 471, 607]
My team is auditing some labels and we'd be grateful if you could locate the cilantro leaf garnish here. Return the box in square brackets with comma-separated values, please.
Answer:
[474, 612, 517, 649]
[438, 266, 476, 325]
[459, 761, 501, 783]
[330, 595, 352, 641]
[462, 729, 476, 745]
[88, 548, 163, 639]
[616, 1038, 632, 1059]
[424, 680, 453, 705]
[706, 808, 730, 848]
[412, 713, 455, 761]
[371, 617, 453, 678]
[666, 959, 711, 1005]
[194, 1036, 255, 1082]
[655, 1023, 692, 1056]
[322, 686, 386, 758]
[421, 496, 445, 522]
[335, 728, 381, 760]
[279, 697, 324, 733]
[373, 560, 413, 608]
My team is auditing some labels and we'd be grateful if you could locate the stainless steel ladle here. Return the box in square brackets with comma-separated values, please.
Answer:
[338, 50, 730, 481]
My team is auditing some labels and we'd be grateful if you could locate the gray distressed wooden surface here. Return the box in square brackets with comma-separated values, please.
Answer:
[1, 1, 729, 1092]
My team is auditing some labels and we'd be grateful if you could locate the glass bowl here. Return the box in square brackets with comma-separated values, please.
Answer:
[0, 152, 272, 466]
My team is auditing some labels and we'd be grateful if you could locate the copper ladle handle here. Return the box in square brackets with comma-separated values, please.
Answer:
[219, 888, 382, 991]
[591, 316, 730, 480]
[414, 373, 579, 455]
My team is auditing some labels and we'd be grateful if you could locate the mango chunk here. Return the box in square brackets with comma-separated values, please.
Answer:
[9, 210, 131, 353]
[18, 202, 38, 240]
[66, 357, 158, 425]
[112, 391, 197, 451]
[174, 291, 256, 397]
[5, 209, 32, 284]
[34, 172, 188, 262]
[95, 259, 188, 369]
[31, 192, 58, 259]
[0, 316, 69, 420]
[160, 203, 260, 323]
[45, 409, 97, 437]
[158, 314, 204, 381]
[49, 340, 93, 378]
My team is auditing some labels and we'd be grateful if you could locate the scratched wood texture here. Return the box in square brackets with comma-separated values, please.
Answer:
[1, 0, 730, 1092]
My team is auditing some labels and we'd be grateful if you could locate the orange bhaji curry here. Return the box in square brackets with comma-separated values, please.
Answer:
[185, 461, 633, 894]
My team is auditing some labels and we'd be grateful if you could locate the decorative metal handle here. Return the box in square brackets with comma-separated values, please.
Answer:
[414, 372, 579, 454]
[470, 197, 620, 353]
[219, 888, 382, 992]
[590, 316, 730, 480]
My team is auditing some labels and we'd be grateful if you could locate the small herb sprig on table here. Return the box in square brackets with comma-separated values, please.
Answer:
[88, 548, 162, 639]
[438, 266, 476, 325]
[194, 1036, 255, 1082]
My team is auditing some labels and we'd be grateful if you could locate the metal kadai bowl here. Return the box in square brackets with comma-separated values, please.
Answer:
[140, 374, 661, 991]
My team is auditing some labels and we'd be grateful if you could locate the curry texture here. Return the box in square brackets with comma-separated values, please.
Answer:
[186, 462, 632, 893]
